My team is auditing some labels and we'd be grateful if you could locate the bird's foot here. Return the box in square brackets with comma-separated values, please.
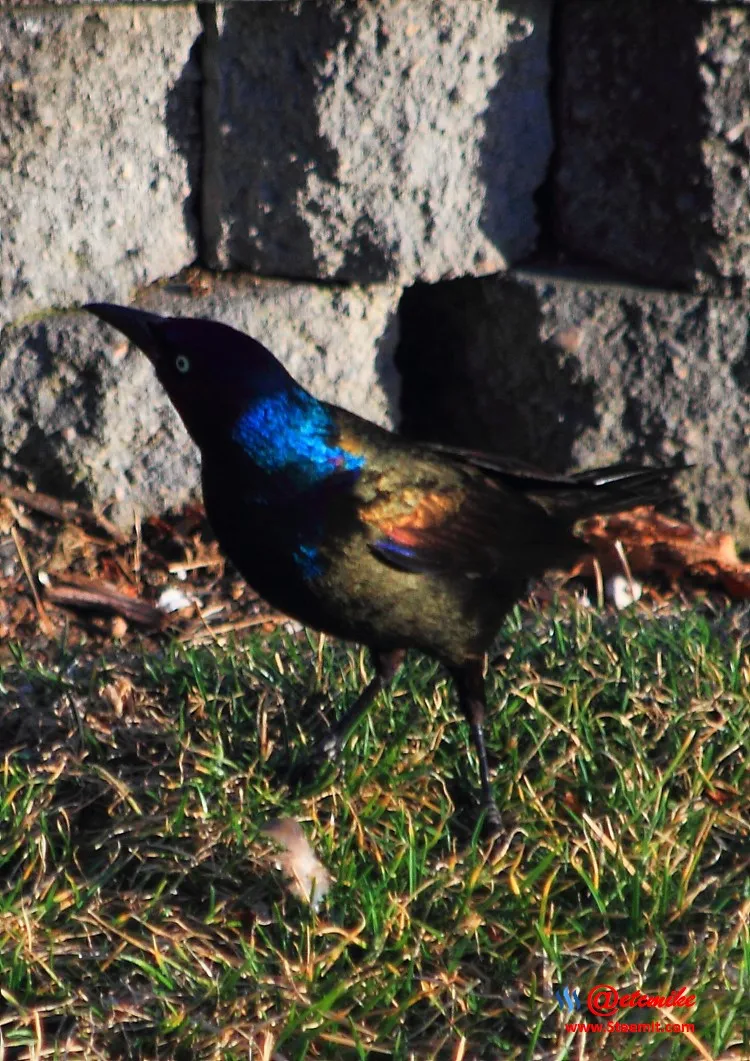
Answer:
[481, 802, 524, 861]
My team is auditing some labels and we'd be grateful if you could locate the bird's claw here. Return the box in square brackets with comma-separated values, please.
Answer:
[481, 803, 524, 861]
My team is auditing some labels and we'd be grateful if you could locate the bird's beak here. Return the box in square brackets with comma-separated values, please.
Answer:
[85, 303, 165, 365]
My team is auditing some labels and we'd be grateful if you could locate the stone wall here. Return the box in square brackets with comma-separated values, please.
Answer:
[0, 0, 748, 542]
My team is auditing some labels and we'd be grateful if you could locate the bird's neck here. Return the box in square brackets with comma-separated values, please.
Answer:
[228, 385, 365, 487]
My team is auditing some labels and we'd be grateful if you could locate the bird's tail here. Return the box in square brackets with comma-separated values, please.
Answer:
[524, 463, 685, 520]
[419, 442, 685, 521]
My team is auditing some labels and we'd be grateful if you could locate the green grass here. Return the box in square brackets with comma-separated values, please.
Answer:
[0, 600, 748, 1059]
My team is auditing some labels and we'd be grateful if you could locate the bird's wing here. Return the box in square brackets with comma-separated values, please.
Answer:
[359, 468, 550, 577]
[359, 443, 681, 577]
[419, 442, 655, 491]
[362, 486, 483, 574]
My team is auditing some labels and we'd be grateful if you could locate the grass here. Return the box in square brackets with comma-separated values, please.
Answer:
[0, 599, 748, 1059]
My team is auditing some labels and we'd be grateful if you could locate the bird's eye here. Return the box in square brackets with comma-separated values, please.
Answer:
[175, 355, 190, 374]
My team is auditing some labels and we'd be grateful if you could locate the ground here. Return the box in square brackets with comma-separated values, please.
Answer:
[0, 490, 748, 1060]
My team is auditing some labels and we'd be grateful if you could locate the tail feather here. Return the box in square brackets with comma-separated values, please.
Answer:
[421, 442, 684, 520]
[555, 464, 687, 517]
[526, 464, 684, 520]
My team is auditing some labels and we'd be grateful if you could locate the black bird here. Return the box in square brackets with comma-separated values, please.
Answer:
[86, 303, 682, 835]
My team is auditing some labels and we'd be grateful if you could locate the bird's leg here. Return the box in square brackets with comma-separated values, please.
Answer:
[315, 648, 405, 762]
[451, 659, 504, 837]
[289, 649, 404, 785]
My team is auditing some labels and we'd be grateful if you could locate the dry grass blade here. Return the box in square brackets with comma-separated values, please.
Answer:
[653, 1008, 715, 1061]
[179, 613, 286, 644]
[11, 524, 54, 636]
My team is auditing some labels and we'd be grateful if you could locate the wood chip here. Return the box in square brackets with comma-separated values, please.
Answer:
[43, 577, 165, 628]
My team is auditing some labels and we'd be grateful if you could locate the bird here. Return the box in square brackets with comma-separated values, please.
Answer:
[85, 303, 683, 838]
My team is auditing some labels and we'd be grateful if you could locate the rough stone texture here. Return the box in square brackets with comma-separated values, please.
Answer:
[1, 2, 202, 6]
[557, 1, 750, 294]
[398, 271, 750, 545]
[203, 0, 551, 282]
[0, 2, 276, 5]
[697, 9, 750, 293]
[0, 6, 202, 326]
[0, 277, 401, 525]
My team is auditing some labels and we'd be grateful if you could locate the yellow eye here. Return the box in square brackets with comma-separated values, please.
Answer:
[175, 355, 190, 373]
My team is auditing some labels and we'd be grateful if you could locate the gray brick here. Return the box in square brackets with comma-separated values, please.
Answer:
[203, 0, 551, 283]
[0, 6, 201, 325]
[557, 0, 750, 294]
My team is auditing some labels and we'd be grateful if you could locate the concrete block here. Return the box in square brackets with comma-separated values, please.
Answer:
[398, 271, 750, 544]
[203, 0, 551, 282]
[557, 1, 750, 294]
[0, 6, 201, 325]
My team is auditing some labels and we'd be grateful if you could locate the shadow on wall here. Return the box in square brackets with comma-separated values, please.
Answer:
[401, 2, 723, 460]
[165, 24, 204, 258]
[197, 3, 359, 279]
[733, 341, 750, 397]
[553, 0, 718, 289]
[373, 305, 403, 429]
[3, 319, 102, 500]
[478, 0, 551, 265]
[396, 277, 598, 470]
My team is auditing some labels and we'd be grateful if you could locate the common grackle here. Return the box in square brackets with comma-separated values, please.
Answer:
[86, 303, 682, 837]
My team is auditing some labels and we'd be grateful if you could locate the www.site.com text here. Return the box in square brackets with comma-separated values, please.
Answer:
[566, 1021, 696, 1034]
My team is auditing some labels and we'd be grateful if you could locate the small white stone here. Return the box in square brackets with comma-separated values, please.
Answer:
[606, 573, 642, 610]
[158, 586, 194, 613]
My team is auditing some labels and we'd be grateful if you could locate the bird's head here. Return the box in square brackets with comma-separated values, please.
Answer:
[85, 303, 297, 451]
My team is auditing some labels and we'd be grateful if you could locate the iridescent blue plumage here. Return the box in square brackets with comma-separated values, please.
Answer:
[232, 388, 364, 582]
[293, 541, 324, 579]
[232, 389, 365, 486]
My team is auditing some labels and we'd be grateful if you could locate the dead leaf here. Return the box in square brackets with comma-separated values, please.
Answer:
[572, 507, 750, 600]
[101, 676, 135, 717]
[260, 818, 332, 910]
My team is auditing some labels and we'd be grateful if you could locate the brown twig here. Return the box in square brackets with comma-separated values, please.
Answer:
[179, 612, 284, 644]
[0, 479, 129, 545]
[43, 577, 165, 628]
[0, 480, 78, 522]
